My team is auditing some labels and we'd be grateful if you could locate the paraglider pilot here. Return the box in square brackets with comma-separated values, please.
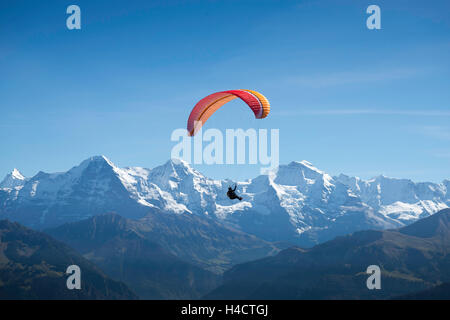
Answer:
[227, 184, 243, 201]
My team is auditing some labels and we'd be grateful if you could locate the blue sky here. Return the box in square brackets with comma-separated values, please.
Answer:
[1, 0, 449, 182]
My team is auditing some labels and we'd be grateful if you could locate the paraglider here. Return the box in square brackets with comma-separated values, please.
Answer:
[227, 184, 243, 201]
[186, 89, 271, 200]
[187, 89, 270, 136]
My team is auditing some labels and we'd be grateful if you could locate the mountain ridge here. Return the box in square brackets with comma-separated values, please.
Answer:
[205, 208, 450, 299]
[0, 218, 138, 299]
[46, 210, 279, 274]
[1, 156, 448, 247]
[45, 212, 221, 299]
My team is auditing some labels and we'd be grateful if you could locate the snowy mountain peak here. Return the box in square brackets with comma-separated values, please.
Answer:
[285, 160, 326, 175]
[298, 160, 322, 171]
[157, 158, 201, 178]
[69, 155, 117, 175]
[83, 155, 115, 167]
[0, 168, 27, 189]
[274, 160, 333, 188]
[168, 158, 193, 170]
[11, 168, 25, 180]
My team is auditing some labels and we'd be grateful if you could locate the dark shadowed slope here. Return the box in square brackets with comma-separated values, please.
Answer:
[46, 213, 221, 299]
[399, 208, 450, 239]
[46, 207, 280, 274]
[397, 282, 450, 300]
[0, 220, 137, 300]
[206, 209, 450, 299]
[135, 210, 281, 273]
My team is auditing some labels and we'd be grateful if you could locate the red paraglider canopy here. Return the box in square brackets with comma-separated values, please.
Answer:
[187, 89, 270, 136]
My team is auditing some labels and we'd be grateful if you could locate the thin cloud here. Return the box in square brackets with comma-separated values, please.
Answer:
[421, 126, 450, 141]
[275, 109, 450, 117]
[286, 67, 431, 88]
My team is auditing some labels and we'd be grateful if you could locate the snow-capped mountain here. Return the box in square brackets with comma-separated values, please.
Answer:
[0, 168, 27, 189]
[0, 156, 448, 246]
[0, 156, 152, 228]
[336, 174, 449, 223]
